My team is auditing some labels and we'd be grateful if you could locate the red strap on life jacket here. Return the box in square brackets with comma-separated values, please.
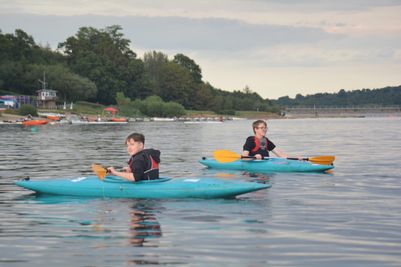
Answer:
[251, 137, 260, 153]
[143, 155, 159, 179]
[149, 156, 159, 170]
[251, 137, 268, 153]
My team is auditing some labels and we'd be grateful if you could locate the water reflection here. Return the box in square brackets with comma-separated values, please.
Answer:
[243, 172, 274, 184]
[2, 118, 401, 266]
[128, 201, 162, 247]
[14, 193, 98, 205]
[201, 167, 274, 185]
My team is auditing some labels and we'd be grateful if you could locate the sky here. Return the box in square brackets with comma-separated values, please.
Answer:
[1, 0, 401, 99]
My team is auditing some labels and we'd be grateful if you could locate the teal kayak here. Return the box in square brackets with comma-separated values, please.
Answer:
[199, 158, 334, 173]
[15, 176, 270, 199]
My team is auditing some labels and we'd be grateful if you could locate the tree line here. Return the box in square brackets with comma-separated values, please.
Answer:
[275, 86, 401, 107]
[0, 25, 278, 115]
[1, 26, 399, 113]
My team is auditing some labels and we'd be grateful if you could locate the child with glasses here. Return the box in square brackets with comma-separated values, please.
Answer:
[242, 120, 289, 160]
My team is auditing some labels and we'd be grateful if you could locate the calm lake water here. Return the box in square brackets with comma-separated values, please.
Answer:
[1, 117, 401, 266]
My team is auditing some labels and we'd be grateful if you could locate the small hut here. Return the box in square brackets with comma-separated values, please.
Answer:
[36, 72, 58, 109]
[36, 89, 57, 109]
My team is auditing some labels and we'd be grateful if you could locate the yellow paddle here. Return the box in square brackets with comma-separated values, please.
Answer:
[91, 163, 108, 180]
[213, 150, 335, 165]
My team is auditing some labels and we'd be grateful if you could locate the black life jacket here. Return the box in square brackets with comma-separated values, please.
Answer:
[129, 149, 161, 180]
[143, 150, 160, 180]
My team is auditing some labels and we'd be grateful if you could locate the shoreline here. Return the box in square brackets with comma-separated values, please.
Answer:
[2, 110, 400, 123]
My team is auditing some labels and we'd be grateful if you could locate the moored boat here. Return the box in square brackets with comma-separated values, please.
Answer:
[15, 176, 270, 199]
[47, 115, 61, 121]
[22, 119, 48, 126]
[184, 120, 223, 124]
[111, 117, 127, 122]
[199, 158, 334, 173]
[151, 117, 176, 122]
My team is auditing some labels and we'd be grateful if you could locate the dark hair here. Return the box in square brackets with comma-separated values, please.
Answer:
[125, 133, 145, 144]
[252, 120, 267, 133]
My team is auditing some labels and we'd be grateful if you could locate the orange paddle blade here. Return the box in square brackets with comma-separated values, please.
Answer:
[308, 156, 335, 165]
[92, 163, 107, 180]
[213, 150, 242, 163]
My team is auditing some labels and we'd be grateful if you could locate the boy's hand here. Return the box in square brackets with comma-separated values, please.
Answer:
[107, 167, 116, 174]
[254, 154, 263, 159]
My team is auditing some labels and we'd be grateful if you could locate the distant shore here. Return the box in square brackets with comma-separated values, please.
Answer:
[2, 109, 400, 123]
[283, 107, 401, 118]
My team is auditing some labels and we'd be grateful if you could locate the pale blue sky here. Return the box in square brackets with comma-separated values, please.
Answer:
[1, 0, 400, 99]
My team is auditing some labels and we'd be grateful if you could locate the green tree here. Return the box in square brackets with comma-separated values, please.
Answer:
[143, 51, 169, 95]
[18, 104, 38, 116]
[0, 29, 86, 98]
[274, 86, 401, 107]
[163, 101, 186, 117]
[59, 25, 149, 104]
[0, 29, 37, 62]
[159, 61, 195, 108]
[173, 53, 202, 83]
[192, 83, 215, 110]
[141, 96, 164, 117]
[115, 91, 131, 106]
[0, 29, 63, 65]
[47, 65, 97, 102]
[128, 95, 186, 117]
[242, 85, 252, 94]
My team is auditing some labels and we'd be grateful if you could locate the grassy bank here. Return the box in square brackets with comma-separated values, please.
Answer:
[1, 101, 283, 121]
[186, 110, 282, 119]
[235, 111, 283, 119]
[72, 101, 106, 115]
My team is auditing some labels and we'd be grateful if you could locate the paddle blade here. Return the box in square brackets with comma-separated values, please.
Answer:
[92, 163, 107, 180]
[308, 156, 335, 165]
[213, 150, 242, 163]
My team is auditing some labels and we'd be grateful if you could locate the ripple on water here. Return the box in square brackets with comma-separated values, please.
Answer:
[1, 118, 401, 266]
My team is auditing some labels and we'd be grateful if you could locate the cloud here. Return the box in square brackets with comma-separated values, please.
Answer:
[0, 14, 335, 52]
[0, 1, 400, 99]
[2, 0, 401, 15]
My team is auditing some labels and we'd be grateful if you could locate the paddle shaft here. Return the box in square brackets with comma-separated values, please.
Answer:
[241, 155, 299, 161]
[214, 149, 334, 165]
[238, 155, 333, 165]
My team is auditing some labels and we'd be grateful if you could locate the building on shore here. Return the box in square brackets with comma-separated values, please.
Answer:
[36, 72, 58, 109]
[36, 89, 57, 109]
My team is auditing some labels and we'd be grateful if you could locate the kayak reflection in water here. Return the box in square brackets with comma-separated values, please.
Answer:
[243, 172, 274, 184]
[107, 133, 161, 182]
[242, 120, 297, 160]
[128, 203, 162, 247]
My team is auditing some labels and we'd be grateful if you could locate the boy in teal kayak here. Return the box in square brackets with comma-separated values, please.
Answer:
[242, 120, 289, 159]
[107, 133, 160, 181]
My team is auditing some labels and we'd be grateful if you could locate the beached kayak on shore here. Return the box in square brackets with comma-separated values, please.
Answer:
[15, 176, 270, 199]
[22, 119, 48, 126]
[199, 158, 334, 173]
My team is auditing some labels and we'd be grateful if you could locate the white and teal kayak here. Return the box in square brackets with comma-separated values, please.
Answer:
[199, 158, 334, 173]
[15, 176, 270, 199]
